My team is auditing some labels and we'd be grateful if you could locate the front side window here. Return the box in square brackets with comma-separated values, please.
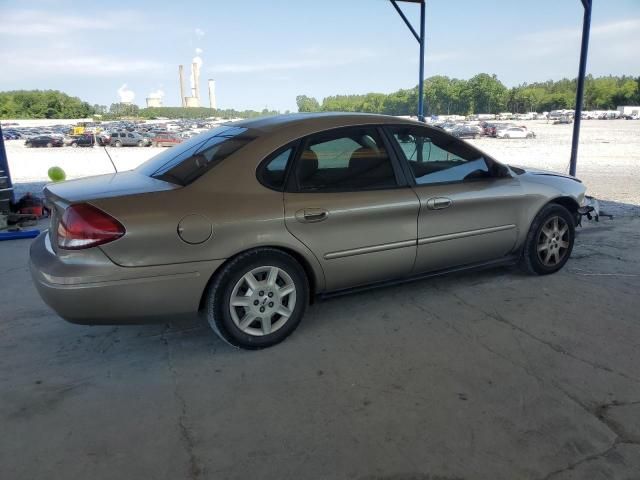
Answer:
[294, 127, 397, 192]
[389, 126, 489, 185]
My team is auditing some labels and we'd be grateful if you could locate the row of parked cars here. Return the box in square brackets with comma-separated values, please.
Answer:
[3, 118, 222, 147]
[21, 131, 184, 148]
[433, 121, 536, 140]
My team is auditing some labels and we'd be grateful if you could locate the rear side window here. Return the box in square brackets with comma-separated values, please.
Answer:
[259, 147, 293, 191]
[294, 127, 397, 192]
[137, 126, 255, 185]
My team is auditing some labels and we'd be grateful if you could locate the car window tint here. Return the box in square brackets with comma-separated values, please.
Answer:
[295, 127, 397, 191]
[390, 127, 489, 185]
[140, 126, 255, 185]
[260, 147, 293, 190]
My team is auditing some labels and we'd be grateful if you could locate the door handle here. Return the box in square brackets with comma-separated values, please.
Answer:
[426, 197, 452, 210]
[296, 208, 329, 223]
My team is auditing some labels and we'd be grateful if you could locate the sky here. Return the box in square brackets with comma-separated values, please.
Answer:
[1, 0, 639, 112]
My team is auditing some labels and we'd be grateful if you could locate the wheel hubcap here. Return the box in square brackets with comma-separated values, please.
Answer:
[229, 266, 296, 336]
[537, 216, 570, 267]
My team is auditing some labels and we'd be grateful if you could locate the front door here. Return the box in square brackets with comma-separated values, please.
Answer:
[283, 126, 419, 291]
[386, 125, 525, 273]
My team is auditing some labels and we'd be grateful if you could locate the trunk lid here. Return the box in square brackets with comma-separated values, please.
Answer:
[43, 171, 179, 253]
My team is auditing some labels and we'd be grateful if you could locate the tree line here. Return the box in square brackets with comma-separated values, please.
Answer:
[0, 90, 280, 120]
[2, 74, 639, 120]
[0, 90, 95, 119]
[297, 74, 640, 116]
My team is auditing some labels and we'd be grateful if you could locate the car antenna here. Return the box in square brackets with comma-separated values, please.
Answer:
[103, 143, 118, 173]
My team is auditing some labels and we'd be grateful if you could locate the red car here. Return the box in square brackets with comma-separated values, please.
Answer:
[152, 134, 183, 147]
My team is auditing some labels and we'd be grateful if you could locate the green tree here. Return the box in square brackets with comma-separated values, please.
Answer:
[296, 95, 320, 112]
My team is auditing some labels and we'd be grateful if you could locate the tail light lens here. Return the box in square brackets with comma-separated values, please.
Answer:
[57, 203, 125, 250]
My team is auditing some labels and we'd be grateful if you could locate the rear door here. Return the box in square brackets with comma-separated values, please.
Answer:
[386, 125, 524, 273]
[283, 126, 419, 291]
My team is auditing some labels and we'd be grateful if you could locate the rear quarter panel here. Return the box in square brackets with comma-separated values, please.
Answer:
[93, 140, 326, 291]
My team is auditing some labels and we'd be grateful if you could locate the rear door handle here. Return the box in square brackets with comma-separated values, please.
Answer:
[295, 208, 329, 223]
[426, 197, 452, 210]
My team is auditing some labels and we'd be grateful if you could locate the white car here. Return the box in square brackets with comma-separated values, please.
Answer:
[497, 127, 535, 139]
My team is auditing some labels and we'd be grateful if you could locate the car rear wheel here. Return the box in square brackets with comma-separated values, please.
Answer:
[71, 142, 78, 148]
[137, 140, 144, 147]
[204, 249, 309, 349]
[114, 141, 122, 147]
[46, 142, 53, 148]
[520, 204, 575, 275]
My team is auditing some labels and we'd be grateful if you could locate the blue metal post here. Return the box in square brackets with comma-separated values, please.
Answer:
[0, 125, 15, 203]
[417, 1, 426, 121]
[570, 0, 592, 177]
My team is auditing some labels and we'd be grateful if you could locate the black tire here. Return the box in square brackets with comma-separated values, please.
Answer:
[46, 142, 53, 148]
[71, 142, 78, 148]
[520, 203, 575, 275]
[114, 141, 122, 147]
[137, 140, 144, 147]
[204, 248, 309, 349]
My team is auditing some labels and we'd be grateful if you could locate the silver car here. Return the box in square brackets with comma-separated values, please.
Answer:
[30, 113, 588, 349]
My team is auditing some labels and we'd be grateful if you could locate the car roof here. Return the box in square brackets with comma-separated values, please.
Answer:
[230, 112, 421, 134]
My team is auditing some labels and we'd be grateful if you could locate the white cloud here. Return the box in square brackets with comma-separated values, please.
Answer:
[195, 28, 205, 38]
[195, 47, 203, 55]
[1, 51, 165, 76]
[210, 49, 376, 74]
[0, 9, 142, 36]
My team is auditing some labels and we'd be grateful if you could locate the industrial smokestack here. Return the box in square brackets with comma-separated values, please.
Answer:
[193, 62, 200, 104]
[178, 65, 185, 107]
[208, 79, 216, 110]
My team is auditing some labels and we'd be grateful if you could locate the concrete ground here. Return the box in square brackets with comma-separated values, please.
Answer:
[1, 205, 640, 480]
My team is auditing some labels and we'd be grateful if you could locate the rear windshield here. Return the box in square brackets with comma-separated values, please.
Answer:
[136, 125, 255, 185]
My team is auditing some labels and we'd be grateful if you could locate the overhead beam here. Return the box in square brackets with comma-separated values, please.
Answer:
[390, 0, 427, 121]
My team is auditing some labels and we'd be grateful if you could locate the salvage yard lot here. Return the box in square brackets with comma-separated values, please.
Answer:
[1, 119, 639, 479]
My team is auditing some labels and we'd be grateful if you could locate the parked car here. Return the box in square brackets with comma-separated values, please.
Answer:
[497, 127, 535, 139]
[30, 113, 588, 349]
[67, 134, 97, 147]
[451, 125, 483, 139]
[24, 135, 63, 148]
[152, 134, 183, 147]
[109, 131, 149, 147]
[553, 116, 573, 125]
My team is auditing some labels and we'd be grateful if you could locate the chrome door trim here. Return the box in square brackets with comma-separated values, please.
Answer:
[324, 239, 416, 260]
[418, 224, 516, 245]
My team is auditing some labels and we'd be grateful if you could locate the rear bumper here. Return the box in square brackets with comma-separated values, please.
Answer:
[30, 232, 224, 324]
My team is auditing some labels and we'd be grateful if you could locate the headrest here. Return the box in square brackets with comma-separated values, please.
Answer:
[297, 149, 319, 183]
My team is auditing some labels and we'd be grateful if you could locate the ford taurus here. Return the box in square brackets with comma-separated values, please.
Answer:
[30, 113, 588, 349]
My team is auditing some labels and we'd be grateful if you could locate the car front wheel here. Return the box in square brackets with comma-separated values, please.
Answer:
[520, 203, 575, 275]
[204, 249, 309, 349]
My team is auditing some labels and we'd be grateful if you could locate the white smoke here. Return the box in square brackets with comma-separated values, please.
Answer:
[147, 88, 164, 99]
[117, 83, 135, 103]
[190, 48, 203, 89]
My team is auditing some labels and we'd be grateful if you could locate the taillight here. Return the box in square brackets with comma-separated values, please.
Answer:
[57, 203, 125, 250]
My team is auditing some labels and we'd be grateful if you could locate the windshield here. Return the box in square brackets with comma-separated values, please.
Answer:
[136, 125, 255, 185]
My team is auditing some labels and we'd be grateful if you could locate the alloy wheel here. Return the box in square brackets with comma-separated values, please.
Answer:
[229, 266, 297, 336]
[537, 216, 570, 267]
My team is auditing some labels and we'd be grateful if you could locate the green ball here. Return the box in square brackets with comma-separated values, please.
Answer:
[48, 166, 66, 182]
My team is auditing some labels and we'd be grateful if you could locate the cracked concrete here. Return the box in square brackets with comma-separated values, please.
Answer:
[1, 212, 639, 479]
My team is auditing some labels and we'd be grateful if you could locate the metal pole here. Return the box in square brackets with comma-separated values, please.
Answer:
[569, 0, 591, 177]
[0, 125, 15, 204]
[417, 1, 426, 122]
